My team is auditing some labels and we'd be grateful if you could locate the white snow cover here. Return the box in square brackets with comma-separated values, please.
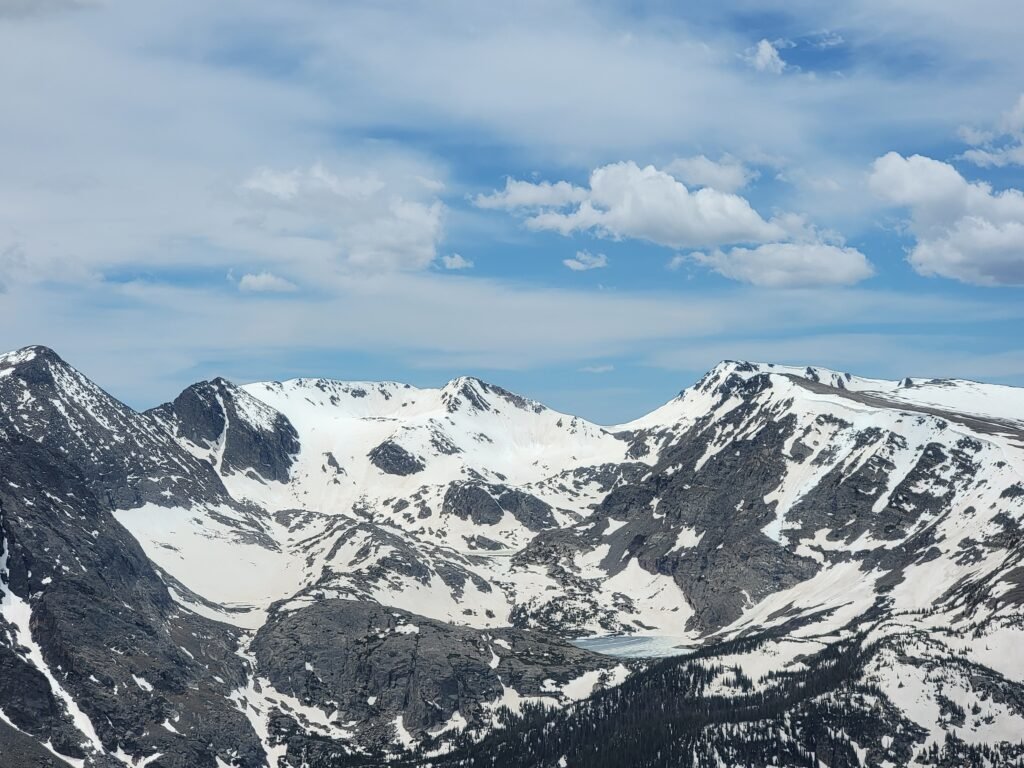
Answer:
[47, 346, 1018, 753]
[108, 359, 1024, 645]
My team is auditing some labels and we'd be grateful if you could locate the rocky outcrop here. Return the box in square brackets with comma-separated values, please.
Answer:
[442, 483, 556, 531]
[367, 440, 425, 476]
[251, 599, 613, 753]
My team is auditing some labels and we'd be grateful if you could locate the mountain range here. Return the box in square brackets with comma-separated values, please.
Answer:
[1, 345, 1023, 767]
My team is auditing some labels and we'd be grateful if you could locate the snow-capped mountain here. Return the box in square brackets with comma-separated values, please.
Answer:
[2, 346, 1023, 767]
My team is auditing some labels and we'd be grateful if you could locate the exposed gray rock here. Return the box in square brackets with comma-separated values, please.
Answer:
[442, 483, 556, 531]
[0, 346, 230, 510]
[442, 483, 503, 525]
[0, 434, 264, 768]
[251, 599, 612, 752]
[150, 377, 300, 483]
[368, 440, 425, 476]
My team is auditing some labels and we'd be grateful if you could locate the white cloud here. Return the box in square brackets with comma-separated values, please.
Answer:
[475, 178, 587, 210]
[440, 253, 473, 270]
[4, 0, 1023, 301]
[869, 151, 1024, 285]
[488, 161, 784, 248]
[665, 155, 758, 193]
[693, 243, 874, 287]
[667, 254, 688, 271]
[563, 251, 608, 271]
[239, 162, 446, 273]
[482, 162, 874, 286]
[959, 94, 1024, 167]
[964, 145, 1024, 167]
[237, 272, 298, 293]
[958, 125, 995, 147]
[242, 163, 387, 201]
[746, 39, 787, 74]
[813, 31, 845, 49]
[580, 364, 614, 374]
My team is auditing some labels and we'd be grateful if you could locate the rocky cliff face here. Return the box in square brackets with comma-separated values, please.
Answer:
[149, 377, 300, 484]
[0, 432, 263, 768]
[2, 348, 1024, 767]
[0, 347, 231, 509]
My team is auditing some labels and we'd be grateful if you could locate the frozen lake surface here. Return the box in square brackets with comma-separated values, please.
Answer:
[573, 635, 696, 658]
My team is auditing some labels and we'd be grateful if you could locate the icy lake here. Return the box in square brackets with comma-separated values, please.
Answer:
[573, 635, 696, 658]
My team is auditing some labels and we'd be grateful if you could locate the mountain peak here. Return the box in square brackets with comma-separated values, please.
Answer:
[440, 375, 545, 415]
[0, 345, 107, 400]
[207, 375, 236, 390]
[688, 360, 887, 403]
[0, 344, 67, 375]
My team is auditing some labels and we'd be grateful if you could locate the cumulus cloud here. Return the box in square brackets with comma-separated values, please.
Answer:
[563, 251, 608, 271]
[665, 155, 758, 193]
[693, 243, 874, 288]
[480, 162, 874, 286]
[240, 162, 445, 273]
[237, 272, 298, 293]
[869, 151, 1024, 285]
[440, 253, 473, 270]
[746, 39, 787, 74]
[482, 161, 784, 249]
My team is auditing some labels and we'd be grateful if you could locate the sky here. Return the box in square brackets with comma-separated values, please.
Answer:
[2, 0, 1024, 423]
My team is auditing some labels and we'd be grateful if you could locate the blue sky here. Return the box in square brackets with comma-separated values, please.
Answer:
[1, 0, 1024, 423]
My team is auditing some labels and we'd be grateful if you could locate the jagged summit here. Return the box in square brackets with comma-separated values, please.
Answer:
[0, 345, 233, 512]
[0, 344, 85, 385]
[439, 375, 547, 415]
[0, 343, 58, 365]
[150, 377, 300, 484]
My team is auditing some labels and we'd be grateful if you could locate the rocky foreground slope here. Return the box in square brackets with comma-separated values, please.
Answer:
[1, 345, 1023, 767]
